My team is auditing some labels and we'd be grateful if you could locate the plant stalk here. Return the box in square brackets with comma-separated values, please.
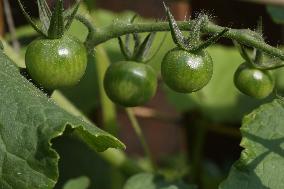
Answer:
[82, 21, 284, 61]
[190, 121, 207, 187]
[92, 46, 118, 135]
[125, 108, 156, 172]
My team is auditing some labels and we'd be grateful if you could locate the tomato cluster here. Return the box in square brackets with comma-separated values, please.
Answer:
[21, 0, 277, 107]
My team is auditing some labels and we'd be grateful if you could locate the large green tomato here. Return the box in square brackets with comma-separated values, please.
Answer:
[161, 48, 213, 93]
[103, 61, 157, 107]
[234, 63, 275, 99]
[25, 35, 87, 90]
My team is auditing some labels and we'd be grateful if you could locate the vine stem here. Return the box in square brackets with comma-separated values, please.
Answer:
[125, 108, 156, 171]
[76, 18, 284, 61]
[190, 121, 207, 187]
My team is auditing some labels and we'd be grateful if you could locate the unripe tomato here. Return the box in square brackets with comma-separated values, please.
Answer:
[161, 48, 213, 93]
[234, 63, 275, 99]
[104, 61, 157, 107]
[25, 35, 87, 90]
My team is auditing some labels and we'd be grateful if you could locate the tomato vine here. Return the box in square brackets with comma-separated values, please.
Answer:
[76, 15, 284, 63]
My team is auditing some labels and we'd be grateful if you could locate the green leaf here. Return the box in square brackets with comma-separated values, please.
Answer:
[63, 176, 90, 189]
[0, 50, 124, 188]
[266, 5, 284, 24]
[123, 173, 197, 189]
[219, 99, 284, 189]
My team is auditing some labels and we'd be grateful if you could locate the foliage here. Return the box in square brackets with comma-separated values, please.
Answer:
[220, 99, 284, 189]
[1, 1, 284, 189]
[0, 49, 124, 188]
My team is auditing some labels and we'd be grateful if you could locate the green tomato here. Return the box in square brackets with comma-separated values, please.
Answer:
[234, 63, 275, 99]
[103, 61, 157, 107]
[25, 35, 87, 90]
[161, 48, 213, 93]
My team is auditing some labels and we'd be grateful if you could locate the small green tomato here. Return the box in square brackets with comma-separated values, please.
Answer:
[25, 35, 87, 90]
[161, 48, 213, 93]
[103, 61, 157, 107]
[234, 63, 275, 99]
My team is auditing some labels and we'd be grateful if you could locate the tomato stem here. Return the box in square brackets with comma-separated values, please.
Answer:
[74, 14, 96, 51]
[82, 20, 284, 62]
[190, 120, 207, 186]
[125, 108, 157, 172]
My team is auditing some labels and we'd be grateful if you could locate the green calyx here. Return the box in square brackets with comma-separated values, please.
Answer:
[17, 0, 81, 39]
[233, 18, 284, 71]
[118, 15, 166, 63]
[118, 32, 156, 63]
[163, 2, 228, 53]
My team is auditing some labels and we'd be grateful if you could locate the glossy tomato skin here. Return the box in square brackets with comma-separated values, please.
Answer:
[104, 61, 157, 107]
[25, 35, 87, 90]
[234, 63, 275, 99]
[161, 48, 213, 93]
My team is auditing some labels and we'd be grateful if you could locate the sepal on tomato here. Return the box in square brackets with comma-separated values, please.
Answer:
[48, 0, 64, 39]
[117, 14, 158, 63]
[133, 32, 156, 62]
[17, 0, 48, 37]
[17, 0, 81, 39]
[37, 0, 51, 33]
[163, 3, 228, 53]
[163, 2, 190, 51]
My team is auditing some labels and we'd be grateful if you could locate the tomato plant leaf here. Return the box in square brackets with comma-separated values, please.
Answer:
[0, 50, 125, 188]
[219, 99, 284, 189]
[123, 173, 197, 189]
